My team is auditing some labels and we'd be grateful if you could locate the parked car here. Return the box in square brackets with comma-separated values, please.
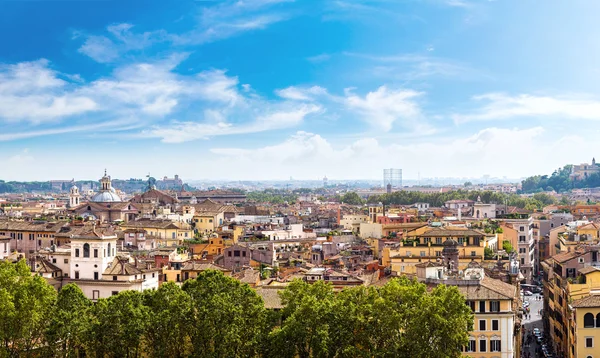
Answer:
[524, 290, 533, 296]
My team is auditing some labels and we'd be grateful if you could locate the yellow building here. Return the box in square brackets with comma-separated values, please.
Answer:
[382, 227, 495, 275]
[542, 251, 600, 358]
[192, 211, 225, 234]
[577, 222, 600, 240]
[572, 295, 600, 358]
[120, 219, 192, 247]
[416, 261, 520, 358]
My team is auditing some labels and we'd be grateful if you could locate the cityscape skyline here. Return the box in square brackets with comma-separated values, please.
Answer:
[2, 1, 600, 180]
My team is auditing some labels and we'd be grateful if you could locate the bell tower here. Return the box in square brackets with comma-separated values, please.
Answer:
[69, 185, 80, 208]
[100, 169, 112, 192]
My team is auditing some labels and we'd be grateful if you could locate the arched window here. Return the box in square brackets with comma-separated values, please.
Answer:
[107, 243, 111, 257]
[584, 312, 595, 328]
[83, 243, 90, 258]
[596, 313, 600, 327]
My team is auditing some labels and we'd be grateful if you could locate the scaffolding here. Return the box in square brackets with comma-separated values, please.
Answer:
[383, 168, 402, 189]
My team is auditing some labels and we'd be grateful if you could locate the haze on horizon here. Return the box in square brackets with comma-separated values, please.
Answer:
[2, 0, 600, 182]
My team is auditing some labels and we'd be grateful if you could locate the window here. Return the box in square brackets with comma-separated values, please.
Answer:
[586, 337, 594, 348]
[112, 291, 118, 296]
[75, 248, 80, 257]
[458, 237, 465, 244]
[234, 250, 240, 257]
[406, 250, 411, 256]
[492, 319, 499, 331]
[435, 251, 441, 257]
[436, 238, 442, 244]
[465, 340, 476, 352]
[490, 301, 500, 312]
[92, 290, 100, 300]
[471, 251, 476, 257]
[74, 271, 79, 279]
[584, 313, 595, 328]
[83, 243, 90, 258]
[479, 320, 486, 331]
[228, 251, 232, 257]
[490, 339, 501, 352]
[94, 249, 98, 258]
[93, 272, 98, 280]
[479, 339, 487, 352]
[479, 301, 486, 313]
[52, 258, 57, 264]
[519, 235, 526, 242]
[420, 251, 426, 257]
[107, 243, 111, 257]
[466, 301, 475, 311]
[242, 251, 246, 257]
[64, 259, 68, 264]
[596, 313, 600, 327]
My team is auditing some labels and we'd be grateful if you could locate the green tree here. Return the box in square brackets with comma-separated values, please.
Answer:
[84, 291, 149, 358]
[464, 181, 473, 187]
[502, 240, 514, 253]
[46, 284, 91, 358]
[484, 247, 494, 259]
[183, 270, 269, 358]
[0, 259, 57, 357]
[271, 280, 336, 358]
[402, 284, 472, 358]
[340, 192, 364, 205]
[143, 282, 193, 358]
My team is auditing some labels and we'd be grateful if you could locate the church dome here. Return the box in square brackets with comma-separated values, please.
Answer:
[91, 191, 122, 202]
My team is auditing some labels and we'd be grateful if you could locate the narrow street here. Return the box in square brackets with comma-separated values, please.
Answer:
[521, 293, 547, 358]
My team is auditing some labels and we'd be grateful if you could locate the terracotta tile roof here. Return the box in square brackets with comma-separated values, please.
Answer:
[552, 251, 584, 264]
[579, 266, 600, 275]
[579, 222, 600, 230]
[181, 262, 230, 272]
[255, 287, 283, 309]
[454, 277, 517, 300]
[103, 257, 143, 276]
[573, 294, 600, 308]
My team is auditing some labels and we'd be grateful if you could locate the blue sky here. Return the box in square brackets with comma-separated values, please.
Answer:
[2, 0, 600, 181]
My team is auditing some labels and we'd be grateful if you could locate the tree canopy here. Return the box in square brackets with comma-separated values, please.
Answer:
[0, 262, 474, 358]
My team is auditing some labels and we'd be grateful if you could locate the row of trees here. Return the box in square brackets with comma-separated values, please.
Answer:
[1, 260, 473, 358]
[366, 189, 559, 211]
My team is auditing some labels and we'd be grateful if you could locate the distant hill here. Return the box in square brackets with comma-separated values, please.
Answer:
[521, 164, 600, 193]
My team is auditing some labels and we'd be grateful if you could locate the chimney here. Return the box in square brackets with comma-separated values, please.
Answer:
[458, 208, 462, 221]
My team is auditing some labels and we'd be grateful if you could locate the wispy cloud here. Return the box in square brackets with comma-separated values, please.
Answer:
[139, 104, 321, 143]
[453, 93, 600, 124]
[344, 52, 489, 81]
[306, 53, 331, 63]
[76, 0, 292, 62]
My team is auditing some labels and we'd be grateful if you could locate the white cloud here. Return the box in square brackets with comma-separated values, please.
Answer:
[453, 93, 600, 123]
[345, 86, 423, 131]
[344, 52, 487, 81]
[78, 36, 120, 63]
[0, 60, 97, 123]
[208, 126, 577, 180]
[76, 1, 292, 62]
[140, 104, 321, 143]
[275, 86, 328, 101]
[307, 54, 331, 63]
